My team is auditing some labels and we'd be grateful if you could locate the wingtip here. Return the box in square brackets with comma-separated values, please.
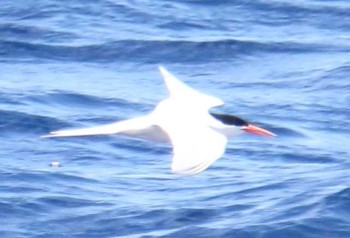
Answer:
[40, 133, 54, 138]
[158, 65, 180, 93]
[41, 130, 63, 138]
[158, 65, 165, 72]
[158, 65, 169, 78]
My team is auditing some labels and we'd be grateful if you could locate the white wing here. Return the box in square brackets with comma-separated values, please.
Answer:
[170, 126, 227, 174]
[159, 66, 224, 109]
[42, 115, 167, 141]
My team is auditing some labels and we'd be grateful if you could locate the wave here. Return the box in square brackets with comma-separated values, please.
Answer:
[0, 109, 63, 136]
[36, 90, 142, 109]
[1, 38, 346, 63]
[322, 187, 350, 219]
[0, 23, 77, 43]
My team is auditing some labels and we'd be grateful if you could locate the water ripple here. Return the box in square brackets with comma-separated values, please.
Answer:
[1, 39, 347, 63]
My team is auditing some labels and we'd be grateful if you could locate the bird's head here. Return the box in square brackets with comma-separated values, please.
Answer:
[210, 113, 276, 137]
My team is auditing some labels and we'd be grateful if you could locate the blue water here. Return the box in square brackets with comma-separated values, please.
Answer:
[1, 1, 350, 237]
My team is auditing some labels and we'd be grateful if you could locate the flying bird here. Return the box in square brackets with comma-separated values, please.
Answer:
[43, 66, 275, 174]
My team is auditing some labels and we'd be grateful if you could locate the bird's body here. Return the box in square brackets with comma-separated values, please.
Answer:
[43, 67, 275, 174]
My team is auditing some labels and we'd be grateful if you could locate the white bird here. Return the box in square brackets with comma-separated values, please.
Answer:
[43, 66, 275, 174]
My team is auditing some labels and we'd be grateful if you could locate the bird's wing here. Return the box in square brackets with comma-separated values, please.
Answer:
[169, 125, 227, 174]
[42, 115, 159, 139]
[158, 66, 224, 109]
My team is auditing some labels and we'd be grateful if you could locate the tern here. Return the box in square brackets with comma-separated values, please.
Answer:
[43, 66, 275, 174]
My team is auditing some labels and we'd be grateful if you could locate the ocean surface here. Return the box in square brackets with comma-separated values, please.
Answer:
[1, 1, 350, 237]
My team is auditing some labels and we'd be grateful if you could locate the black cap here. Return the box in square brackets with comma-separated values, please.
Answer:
[210, 113, 248, 127]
